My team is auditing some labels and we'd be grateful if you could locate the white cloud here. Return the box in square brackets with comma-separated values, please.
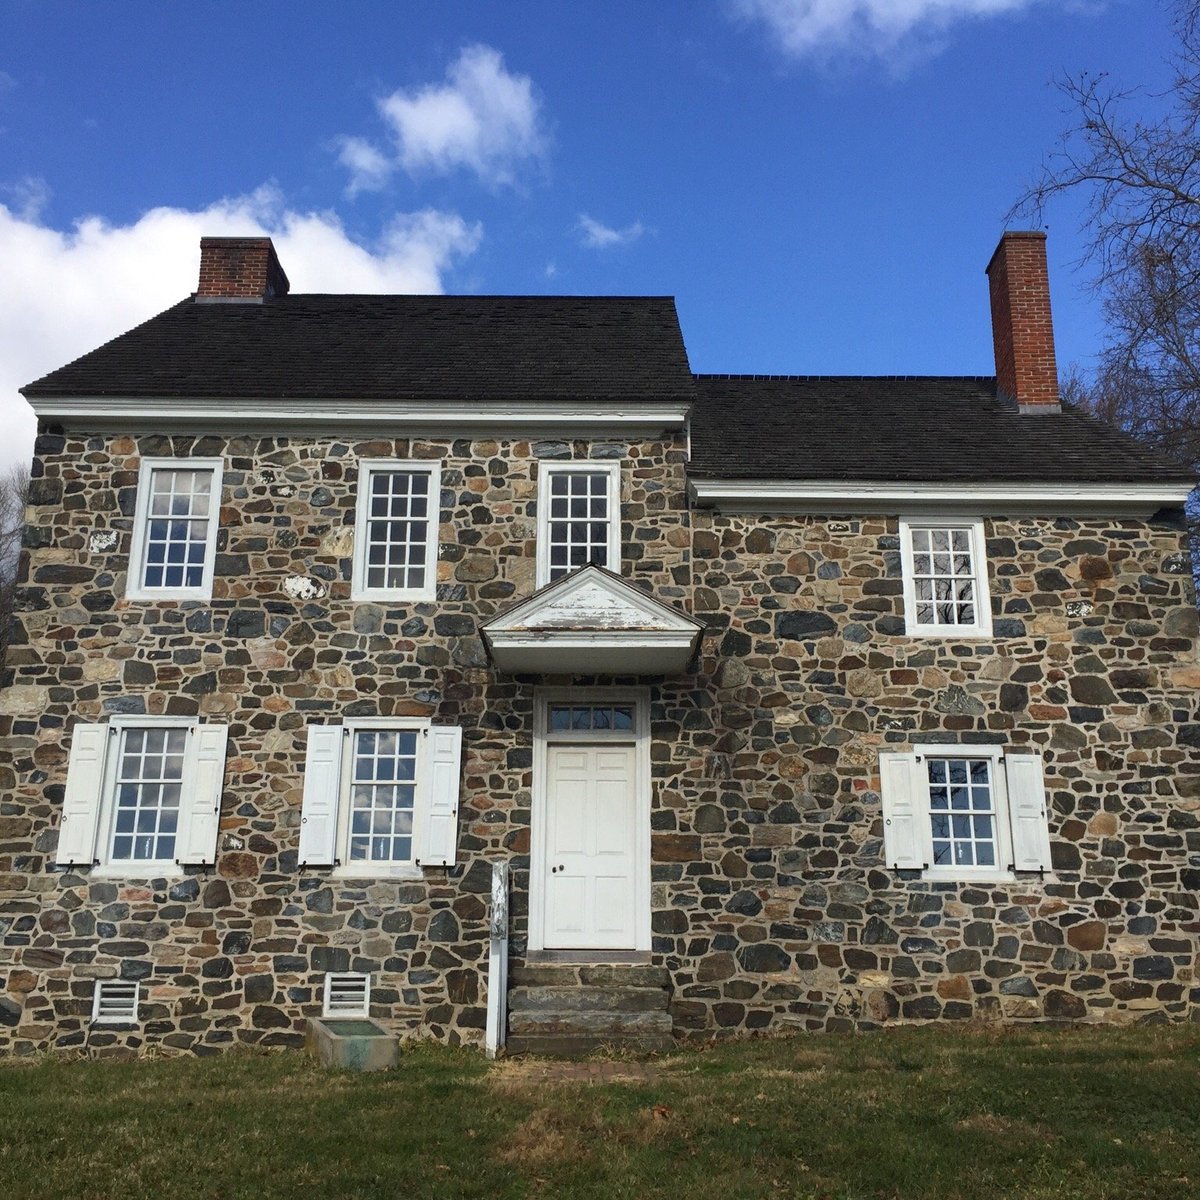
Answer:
[577, 215, 645, 250]
[0, 186, 482, 470]
[3, 175, 50, 221]
[336, 136, 394, 198]
[731, 0, 1052, 66]
[337, 44, 547, 194]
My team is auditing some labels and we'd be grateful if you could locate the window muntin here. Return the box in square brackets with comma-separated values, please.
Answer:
[109, 726, 186, 864]
[926, 756, 996, 869]
[900, 518, 991, 637]
[536, 461, 620, 587]
[548, 704, 635, 732]
[352, 461, 440, 601]
[127, 457, 223, 600]
[548, 471, 610, 579]
[347, 728, 418, 866]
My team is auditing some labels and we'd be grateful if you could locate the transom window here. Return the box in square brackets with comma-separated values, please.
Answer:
[352, 460, 440, 601]
[899, 518, 991, 638]
[536, 461, 621, 586]
[344, 727, 419, 866]
[127, 458, 223, 600]
[110, 726, 186, 864]
[548, 704, 635, 732]
[926, 756, 996, 869]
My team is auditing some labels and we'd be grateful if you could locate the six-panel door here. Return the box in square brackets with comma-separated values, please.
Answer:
[543, 742, 638, 949]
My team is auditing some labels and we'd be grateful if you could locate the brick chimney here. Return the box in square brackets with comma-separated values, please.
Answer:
[985, 231, 1060, 413]
[196, 237, 290, 302]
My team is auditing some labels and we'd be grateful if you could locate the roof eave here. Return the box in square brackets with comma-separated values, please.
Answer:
[687, 477, 1195, 517]
[27, 394, 694, 436]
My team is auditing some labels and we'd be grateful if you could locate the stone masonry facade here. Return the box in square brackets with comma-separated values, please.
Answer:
[2, 424, 1200, 1055]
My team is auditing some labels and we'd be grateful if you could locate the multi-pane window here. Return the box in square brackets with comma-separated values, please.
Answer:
[537, 461, 620, 586]
[352, 461, 440, 600]
[926, 756, 996, 869]
[346, 728, 419, 866]
[879, 745, 1052, 880]
[55, 717, 227, 874]
[899, 518, 991, 637]
[109, 726, 186, 864]
[127, 458, 223, 600]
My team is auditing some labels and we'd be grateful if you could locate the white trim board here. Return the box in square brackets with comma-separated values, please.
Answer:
[688, 479, 1194, 516]
[29, 395, 692, 436]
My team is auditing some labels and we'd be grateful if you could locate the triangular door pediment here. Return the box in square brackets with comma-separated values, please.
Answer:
[482, 565, 702, 636]
[480, 565, 704, 676]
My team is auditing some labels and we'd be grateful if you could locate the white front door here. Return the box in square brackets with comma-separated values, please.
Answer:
[543, 741, 638, 949]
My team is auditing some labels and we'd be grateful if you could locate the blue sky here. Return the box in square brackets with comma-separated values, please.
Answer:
[0, 0, 1180, 470]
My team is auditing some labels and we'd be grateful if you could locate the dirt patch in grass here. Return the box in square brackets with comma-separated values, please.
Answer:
[955, 1112, 1060, 1142]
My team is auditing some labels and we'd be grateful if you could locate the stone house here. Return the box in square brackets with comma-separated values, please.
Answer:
[2, 231, 1198, 1056]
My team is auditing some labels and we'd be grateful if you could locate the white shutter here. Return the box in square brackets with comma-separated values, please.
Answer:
[56, 723, 109, 867]
[1005, 753, 1053, 872]
[299, 725, 343, 867]
[177, 724, 228, 865]
[418, 725, 463, 868]
[879, 751, 926, 870]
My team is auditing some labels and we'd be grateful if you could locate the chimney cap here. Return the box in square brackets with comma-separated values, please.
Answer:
[985, 229, 1047, 277]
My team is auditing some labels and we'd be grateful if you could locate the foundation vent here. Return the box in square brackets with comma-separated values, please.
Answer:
[92, 980, 140, 1025]
[323, 972, 371, 1018]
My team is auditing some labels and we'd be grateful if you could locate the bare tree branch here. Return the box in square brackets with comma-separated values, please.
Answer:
[1011, 2, 1200, 472]
[0, 461, 31, 672]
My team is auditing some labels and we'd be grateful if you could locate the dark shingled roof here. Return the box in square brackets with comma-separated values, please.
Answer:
[690, 375, 1195, 484]
[21, 294, 696, 402]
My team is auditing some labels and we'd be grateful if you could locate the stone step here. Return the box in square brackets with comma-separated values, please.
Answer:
[508, 1008, 674, 1039]
[508, 985, 669, 1014]
[505, 1032, 675, 1058]
[510, 963, 671, 989]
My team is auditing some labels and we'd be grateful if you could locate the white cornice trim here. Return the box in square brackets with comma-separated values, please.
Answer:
[688, 478, 1194, 516]
[27, 395, 692, 436]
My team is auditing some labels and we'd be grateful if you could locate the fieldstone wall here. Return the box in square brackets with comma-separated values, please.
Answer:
[658, 511, 1200, 1034]
[0, 429, 689, 1055]
[2, 427, 1198, 1054]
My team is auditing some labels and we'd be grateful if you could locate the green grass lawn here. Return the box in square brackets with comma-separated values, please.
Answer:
[1, 1025, 1198, 1199]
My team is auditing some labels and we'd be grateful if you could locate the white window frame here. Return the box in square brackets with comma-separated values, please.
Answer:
[351, 459, 441, 602]
[913, 744, 1016, 883]
[93, 715, 200, 878]
[332, 716, 430, 880]
[898, 516, 992, 639]
[535, 459, 621, 588]
[126, 456, 224, 601]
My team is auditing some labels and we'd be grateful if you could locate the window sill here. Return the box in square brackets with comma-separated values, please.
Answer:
[349, 590, 437, 604]
[904, 625, 993, 640]
[88, 866, 185, 880]
[330, 865, 423, 882]
[125, 589, 214, 603]
[914, 870, 1055, 885]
